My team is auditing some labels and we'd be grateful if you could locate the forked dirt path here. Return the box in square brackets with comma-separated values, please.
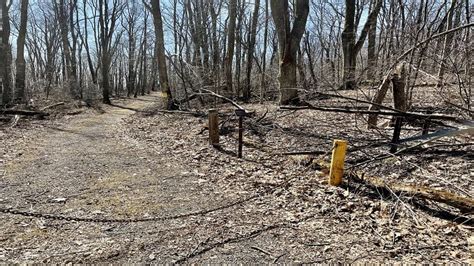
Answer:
[0, 93, 230, 263]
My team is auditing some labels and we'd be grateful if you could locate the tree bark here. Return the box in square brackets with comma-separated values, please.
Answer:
[270, 0, 309, 105]
[243, 0, 260, 102]
[148, 0, 174, 109]
[437, 0, 458, 88]
[223, 0, 237, 97]
[55, 0, 80, 99]
[342, 0, 382, 90]
[1, 0, 11, 106]
[367, 14, 377, 80]
[14, 0, 28, 104]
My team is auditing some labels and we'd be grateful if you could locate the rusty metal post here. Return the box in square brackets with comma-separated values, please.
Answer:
[238, 115, 243, 158]
[422, 111, 432, 136]
[390, 117, 403, 153]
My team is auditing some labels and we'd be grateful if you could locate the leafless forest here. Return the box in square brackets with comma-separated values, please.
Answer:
[0, 0, 473, 263]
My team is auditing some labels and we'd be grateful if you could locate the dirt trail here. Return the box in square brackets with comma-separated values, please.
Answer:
[0, 94, 223, 263]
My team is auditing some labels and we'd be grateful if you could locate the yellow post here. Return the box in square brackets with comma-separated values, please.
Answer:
[329, 139, 348, 186]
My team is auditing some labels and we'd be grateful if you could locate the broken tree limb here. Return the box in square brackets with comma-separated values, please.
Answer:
[199, 87, 246, 111]
[0, 109, 49, 116]
[40, 102, 65, 111]
[394, 22, 474, 68]
[390, 63, 408, 152]
[279, 102, 459, 121]
[367, 63, 405, 128]
[349, 124, 474, 169]
[351, 173, 474, 213]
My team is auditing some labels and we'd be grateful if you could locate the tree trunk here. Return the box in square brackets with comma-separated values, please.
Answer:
[243, 0, 260, 102]
[260, 0, 269, 101]
[55, 0, 80, 99]
[342, 0, 382, 90]
[150, 0, 174, 109]
[270, 0, 309, 105]
[342, 0, 356, 90]
[437, 0, 458, 88]
[223, 0, 237, 97]
[367, 20, 377, 81]
[14, 0, 28, 104]
[1, 0, 11, 106]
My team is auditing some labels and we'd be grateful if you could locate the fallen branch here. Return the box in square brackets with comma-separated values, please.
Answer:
[41, 102, 65, 111]
[351, 173, 474, 213]
[0, 109, 49, 117]
[199, 87, 246, 111]
[350, 125, 474, 168]
[280, 102, 459, 121]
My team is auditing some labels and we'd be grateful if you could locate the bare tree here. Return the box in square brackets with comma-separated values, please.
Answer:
[1, 0, 12, 106]
[54, 0, 80, 99]
[14, 0, 28, 104]
[223, 0, 237, 97]
[243, 0, 260, 102]
[145, 0, 174, 109]
[270, 0, 309, 104]
[341, 0, 382, 89]
[98, 0, 123, 104]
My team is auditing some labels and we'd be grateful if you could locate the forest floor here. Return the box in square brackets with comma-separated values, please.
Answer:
[0, 91, 472, 263]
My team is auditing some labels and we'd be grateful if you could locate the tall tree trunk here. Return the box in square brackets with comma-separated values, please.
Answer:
[437, 0, 458, 88]
[367, 19, 377, 81]
[270, 0, 309, 105]
[98, 0, 110, 104]
[1, 0, 11, 106]
[223, 0, 237, 97]
[149, 0, 174, 109]
[15, 0, 28, 104]
[55, 0, 80, 99]
[260, 0, 269, 101]
[243, 0, 260, 102]
[342, 0, 382, 90]
[342, 0, 357, 90]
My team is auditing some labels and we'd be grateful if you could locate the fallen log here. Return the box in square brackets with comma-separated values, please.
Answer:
[0, 109, 49, 117]
[280, 103, 459, 121]
[351, 173, 474, 213]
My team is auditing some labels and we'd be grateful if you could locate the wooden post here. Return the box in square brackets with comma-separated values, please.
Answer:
[329, 140, 348, 186]
[208, 109, 219, 146]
